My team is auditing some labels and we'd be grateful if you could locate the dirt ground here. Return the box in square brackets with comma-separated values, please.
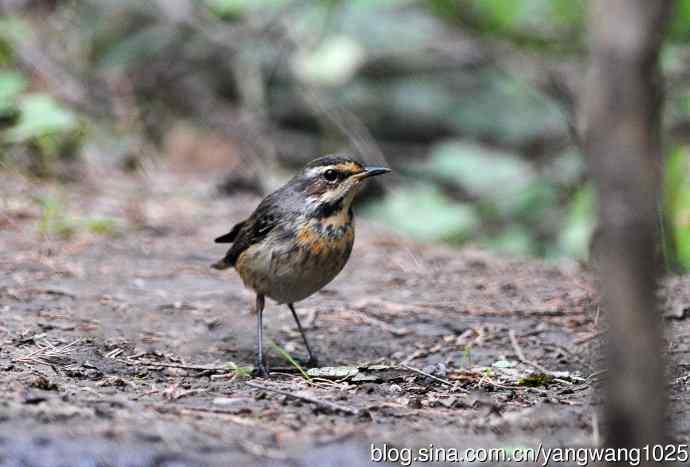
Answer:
[1, 167, 690, 467]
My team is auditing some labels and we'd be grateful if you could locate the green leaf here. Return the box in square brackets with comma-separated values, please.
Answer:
[269, 340, 311, 380]
[470, 0, 522, 32]
[98, 24, 177, 69]
[348, 0, 416, 10]
[0, 16, 31, 44]
[0, 70, 27, 115]
[362, 182, 479, 243]
[665, 147, 690, 269]
[35, 194, 75, 239]
[670, 0, 690, 41]
[549, 0, 585, 27]
[292, 35, 365, 86]
[425, 0, 461, 19]
[389, 79, 455, 121]
[83, 218, 119, 237]
[512, 181, 558, 221]
[544, 149, 586, 186]
[454, 0, 583, 46]
[4, 94, 77, 143]
[483, 226, 535, 256]
[558, 183, 596, 259]
[423, 140, 535, 215]
[338, 2, 440, 53]
[206, 0, 289, 17]
[449, 72, 566, 144]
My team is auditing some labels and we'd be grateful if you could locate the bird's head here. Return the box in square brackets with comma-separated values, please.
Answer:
[293, 155, 390, 217]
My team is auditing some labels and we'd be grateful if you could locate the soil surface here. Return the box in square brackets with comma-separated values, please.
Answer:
[1, 168, 689, 467]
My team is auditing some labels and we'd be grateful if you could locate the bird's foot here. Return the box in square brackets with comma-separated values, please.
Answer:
[252, 361, 270, 378]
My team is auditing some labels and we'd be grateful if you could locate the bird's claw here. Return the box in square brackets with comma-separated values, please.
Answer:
[253, 362, 270, 378]
[294, 356, 319, 368]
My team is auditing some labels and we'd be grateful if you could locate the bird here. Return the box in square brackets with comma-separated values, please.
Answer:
[212, 155, 391, 377]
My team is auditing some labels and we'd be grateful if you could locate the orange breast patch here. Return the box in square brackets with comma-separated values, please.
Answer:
[297, 221, 353, 257]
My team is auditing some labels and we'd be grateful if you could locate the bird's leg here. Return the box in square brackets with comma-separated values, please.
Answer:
[254, 294, 269, 377]
[288, 303, 318, 367]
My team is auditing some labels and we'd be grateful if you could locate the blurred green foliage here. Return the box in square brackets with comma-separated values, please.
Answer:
[427, 0, 584, 50]
[374, 141, 589, 258]
[0, 14, 82, 176]
[207, 0, 291, 18]
[0, 0, 689, 271]
[0, 84, 81, 175]
[558, 184, 595, 259]
[0, 70, 25, 116]
[35, 193, 120, 239]
[665, 148, 690, 270]
[6, 94, 78, 144]
[35, 193, 76, 239]
[669, 0, 690, 41]
[364, 182, 479, 243]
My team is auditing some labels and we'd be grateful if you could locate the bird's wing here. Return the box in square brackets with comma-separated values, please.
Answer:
[212, 195, 282, 269]
[214, 221, 245, 243]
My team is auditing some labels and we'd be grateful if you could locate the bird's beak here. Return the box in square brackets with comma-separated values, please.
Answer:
[354, 166, 391, 180]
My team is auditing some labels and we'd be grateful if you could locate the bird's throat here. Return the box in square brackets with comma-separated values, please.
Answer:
[320, 205, 353, 230]
[310, 184, 360, 219]
[312, 196, 346, 218]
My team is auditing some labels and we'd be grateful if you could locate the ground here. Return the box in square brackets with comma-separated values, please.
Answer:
[1, 168, 689, 467]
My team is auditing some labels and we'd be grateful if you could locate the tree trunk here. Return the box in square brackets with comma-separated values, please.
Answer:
[583, 0, 672, 459]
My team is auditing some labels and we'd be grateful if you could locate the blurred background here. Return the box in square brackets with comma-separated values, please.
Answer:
[1, 0, 689, 270]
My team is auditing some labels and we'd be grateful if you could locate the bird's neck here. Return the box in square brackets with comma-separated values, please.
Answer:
[319, 206, 353, 230]
[307, 187, 358, 220]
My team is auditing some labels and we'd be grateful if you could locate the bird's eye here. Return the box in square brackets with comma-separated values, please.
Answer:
[323, 169, 338, 182]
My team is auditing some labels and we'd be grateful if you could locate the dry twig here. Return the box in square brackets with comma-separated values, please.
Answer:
[574, 330, 605, 345]
[14, 338, 81, 370]
[399, 363, 469, 393]
[245, 381, 360, 416]
[147, 403, 259, 426]
[113, 357, 242, 374]
[346, 310, 410, 336]
[508, 330, 553, 375]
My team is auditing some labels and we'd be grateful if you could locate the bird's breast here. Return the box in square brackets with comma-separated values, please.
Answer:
[235, 213, 355, 303]
[297, 213, 354, 255]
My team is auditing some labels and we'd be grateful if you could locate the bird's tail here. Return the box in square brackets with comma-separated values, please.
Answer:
[211, 257, 232, 270]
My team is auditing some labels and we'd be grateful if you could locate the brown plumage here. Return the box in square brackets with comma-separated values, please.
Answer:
[212, 155, 390, 376]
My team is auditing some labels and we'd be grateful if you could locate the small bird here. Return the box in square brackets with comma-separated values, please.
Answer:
[212, 155, 390, 376]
